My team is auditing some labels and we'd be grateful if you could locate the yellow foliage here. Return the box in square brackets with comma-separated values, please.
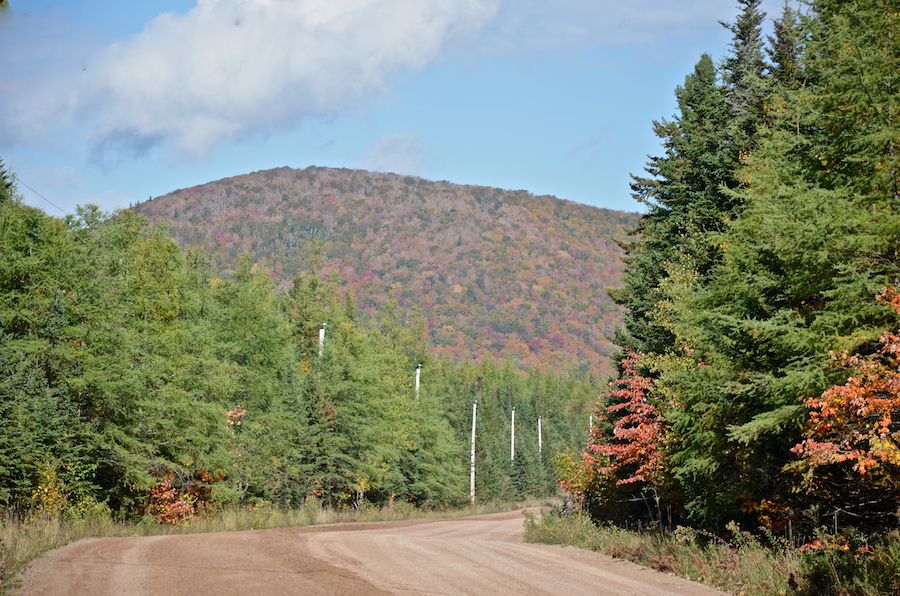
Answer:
[29, 462, 67, 521]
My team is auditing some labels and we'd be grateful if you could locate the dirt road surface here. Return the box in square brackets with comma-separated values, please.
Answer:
[15, 510, 729, 596]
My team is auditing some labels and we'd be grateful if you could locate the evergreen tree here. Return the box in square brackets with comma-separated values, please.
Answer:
[614, 53, 733, 357]
[207, 255, 313, 505]
[766, 2, 805, 89]
[0, 196, 91, 507]
[291, 256, 467, 507]
[808, 0, 900, 207]
[721, 0, 769, 148]
[0, 158, 13, 204]
[607, 2, 779, 525]
[655, 0, 900, 525]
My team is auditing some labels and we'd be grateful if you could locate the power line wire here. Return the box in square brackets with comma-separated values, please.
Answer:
[15, 176, 71, 217]
[10, 176, 96, 249]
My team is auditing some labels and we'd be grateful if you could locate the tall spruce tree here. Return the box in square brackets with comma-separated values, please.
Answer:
[609, 2, 773, 525]
[721, 0, 769, 149]
[767, 2, 805, 89]
[614, 53, 732, 358]
[616, 2, 770, 362]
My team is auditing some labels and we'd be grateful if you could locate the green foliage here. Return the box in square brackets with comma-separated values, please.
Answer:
[806, 0, 900, 204]
[0, 174, 591, 518]
[665, 0, 900, 526]
[721, 0, 769, 148]
[606, 0, 900, 535]
[0, 199, 93, 508]
[614, 51, 739, 360]
[0, 159, 13, 205]
[424, 357, 595, 503]
[289, 257, 590, 507]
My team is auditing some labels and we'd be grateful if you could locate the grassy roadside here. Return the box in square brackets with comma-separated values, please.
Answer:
[0, 498, 528, 595]
[524, 510, 900, 596]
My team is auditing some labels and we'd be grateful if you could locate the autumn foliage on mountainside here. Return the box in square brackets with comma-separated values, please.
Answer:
[133, 167, 636, 378]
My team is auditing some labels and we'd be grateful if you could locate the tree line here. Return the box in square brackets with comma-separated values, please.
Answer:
[0, 174, 594, 520]
[562, 0, 900, 537]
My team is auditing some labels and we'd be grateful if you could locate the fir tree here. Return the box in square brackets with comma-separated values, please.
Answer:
[721, 0, 769, 148]
[658, 0, 900, 525]
[614, 53, 733, 358]
[0, 158, 13, 204]
[766, 2, 806, 89]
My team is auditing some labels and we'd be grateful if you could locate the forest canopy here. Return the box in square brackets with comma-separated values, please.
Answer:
[564, 0, 900, 536]
[0, 178, 596, 519]
[133, 167, 637, 379]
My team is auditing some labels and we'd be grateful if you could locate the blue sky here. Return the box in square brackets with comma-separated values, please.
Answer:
[1, 0, 780, 215]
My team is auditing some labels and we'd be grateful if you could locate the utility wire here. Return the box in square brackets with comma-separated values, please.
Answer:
[15, 176, 71, 217]
[11, 176, 96, 248]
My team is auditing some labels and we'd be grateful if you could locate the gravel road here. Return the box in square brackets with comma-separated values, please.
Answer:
[15, 509, 729, 596]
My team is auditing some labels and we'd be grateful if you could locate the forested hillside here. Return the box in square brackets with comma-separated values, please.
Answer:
[0, 171, 597, 518]
[564, 0, 900, 548]
[133, 168, 636, 378]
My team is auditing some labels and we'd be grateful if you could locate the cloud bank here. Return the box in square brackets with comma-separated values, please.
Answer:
[1, 0, 742, 164]
[3, 0, 499, 157]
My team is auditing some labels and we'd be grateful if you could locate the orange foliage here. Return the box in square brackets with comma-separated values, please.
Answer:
[792, 288, 900, 496]
[557, 351, 667, 508]
[147, 468, 222, 524]
[591, 350, 666, 487]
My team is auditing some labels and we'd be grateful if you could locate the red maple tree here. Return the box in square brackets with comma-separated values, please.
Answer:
[557, 350, 669, 518]
[591, 350, 666, 487]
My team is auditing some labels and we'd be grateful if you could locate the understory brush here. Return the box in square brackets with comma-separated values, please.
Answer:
[1, 498, 529, 595]
[525, 510, 900, 596]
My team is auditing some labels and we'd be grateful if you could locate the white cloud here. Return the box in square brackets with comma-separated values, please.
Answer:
[0, 0, 771, 167]
[360, 131, 428, 176]
[2, 0, 499, 158]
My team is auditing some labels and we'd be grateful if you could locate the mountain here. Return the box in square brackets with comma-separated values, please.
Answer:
[133, 166, 637, 378]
